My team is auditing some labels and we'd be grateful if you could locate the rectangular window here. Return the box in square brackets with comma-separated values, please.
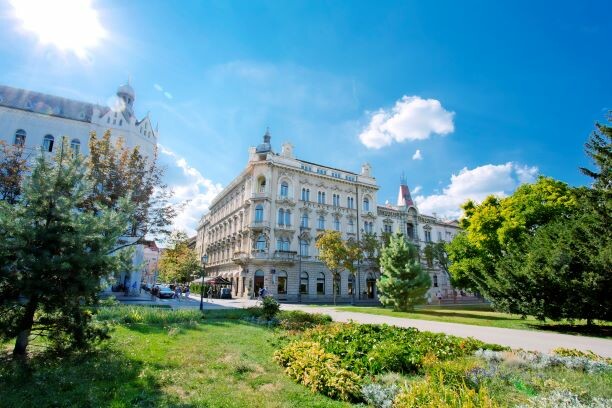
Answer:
[438, 231, 442, 241]
[425, 230, 432, 242]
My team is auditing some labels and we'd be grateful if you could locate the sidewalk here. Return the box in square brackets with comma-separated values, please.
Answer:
[188, 297, 612, 357]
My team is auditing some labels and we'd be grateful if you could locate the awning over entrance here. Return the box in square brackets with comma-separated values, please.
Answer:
[204, 276, 232, 286]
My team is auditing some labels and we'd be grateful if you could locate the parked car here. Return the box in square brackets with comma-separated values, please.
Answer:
[157, 286, 174, 299]
[220, 287, 232, 299]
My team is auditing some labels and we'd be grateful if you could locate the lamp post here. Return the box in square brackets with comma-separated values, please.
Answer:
[199, 254, 208, 311]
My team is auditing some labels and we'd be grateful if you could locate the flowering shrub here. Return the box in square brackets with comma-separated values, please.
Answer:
[393, 373, 499, 408]
[361, 382, 399, 408]
[302, 322, 505, 375]
[273, 341, 361, 401]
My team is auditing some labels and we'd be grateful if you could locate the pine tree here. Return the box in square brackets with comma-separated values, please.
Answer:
[378, 234, 431, 311]
[0, 139, 133, 357]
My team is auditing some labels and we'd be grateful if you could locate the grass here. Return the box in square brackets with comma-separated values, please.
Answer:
[0, 308, 350, 408]
[333, 304, 612, 337]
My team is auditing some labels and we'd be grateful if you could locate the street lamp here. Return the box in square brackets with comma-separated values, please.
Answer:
[199, 254, 209, 311]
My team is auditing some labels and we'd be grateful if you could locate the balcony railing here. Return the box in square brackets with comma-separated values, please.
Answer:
[273, 250, 297, 262]
[249, 220, 269, 229]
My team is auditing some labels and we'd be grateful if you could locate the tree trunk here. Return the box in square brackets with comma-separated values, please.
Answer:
[13, 297, 37, 358]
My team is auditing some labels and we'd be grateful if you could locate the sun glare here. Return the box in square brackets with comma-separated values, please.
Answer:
[11, 0, 106, 58]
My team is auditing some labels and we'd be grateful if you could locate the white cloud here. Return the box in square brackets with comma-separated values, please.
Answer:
[412, 149, 423, 160]
[414, 162, 538, 219]
[154, 83, 163, 92]
[359, 96, 455, 149]
[158, 145, 223, 236]
[163, 91, 173, 100]
[412, 185, 422, 194]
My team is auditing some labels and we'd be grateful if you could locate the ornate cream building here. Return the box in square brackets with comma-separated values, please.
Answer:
[195, 131, 461, 302]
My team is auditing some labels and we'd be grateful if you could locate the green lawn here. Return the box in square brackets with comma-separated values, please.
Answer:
[333, 304, 612, 337]
[0, 310, 350, 408]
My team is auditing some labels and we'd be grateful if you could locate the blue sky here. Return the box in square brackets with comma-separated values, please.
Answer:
[1, 0, 610, 234]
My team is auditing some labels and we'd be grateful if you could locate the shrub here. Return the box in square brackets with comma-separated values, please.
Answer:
[361, 382, 399, 408]
[277, 310, 332, 331]
[474, 349, 612, 374]
[302, 322, 504, 375]
[261, 296, 280, 320]
[423, 357, 484, 390]
[273, 341, 362, 402]
[553, 348, 612, 364]
[394, 373, 499, 408]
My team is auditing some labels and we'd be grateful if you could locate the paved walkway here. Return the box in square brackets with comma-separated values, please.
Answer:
[179, 296, 612, 357]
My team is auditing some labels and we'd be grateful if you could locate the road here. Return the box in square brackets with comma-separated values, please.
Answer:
[127, 294, 612, 358]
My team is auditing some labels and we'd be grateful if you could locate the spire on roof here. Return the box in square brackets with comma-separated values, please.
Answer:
[397, 175, 415, 208]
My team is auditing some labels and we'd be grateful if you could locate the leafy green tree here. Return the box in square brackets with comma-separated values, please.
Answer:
[0, 139, 133, 357]
[0, 141, 30, 204]
[86, 130, 177, 242]
[316, 230, 348, 305]
[157, 231, 199, 283]
[378, 234, 431, 311]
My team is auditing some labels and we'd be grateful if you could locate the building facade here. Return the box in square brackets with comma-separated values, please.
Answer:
[0, 82, 159, 294]
[0, 82, 157, 159]
[196, 131, 462, 302]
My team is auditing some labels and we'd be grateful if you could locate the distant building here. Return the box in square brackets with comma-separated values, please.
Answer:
[0, 82, 159, 294]
[195, 130, 466, 303]
[0, 82, 158, 158]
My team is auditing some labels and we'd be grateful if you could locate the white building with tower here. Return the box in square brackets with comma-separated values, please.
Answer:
[195, 130, 467, 303]
[0, 81, 159, 295]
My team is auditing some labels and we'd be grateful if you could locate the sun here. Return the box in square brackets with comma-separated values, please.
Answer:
[10, 0, 106, 58]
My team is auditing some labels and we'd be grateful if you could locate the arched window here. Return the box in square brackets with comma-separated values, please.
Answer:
[277, 270, 287, 295]
[363, 197, 370, 212]
[347, 219, 354, 233]
[43, 134, 54, 152]
[300, 272, 309, 294]
[301, 188, 310, 201]
[433, 274, 438, 288]
[366, 272, 376, 299]
[254, 270, 265, 295]
[317, 272, 325, 295]
[255, 205, 264, 222]
[255, 234, 266, 251]
[70, 138, 80, 155]
[284, 210, 291, 226]
[280, 181, 289, 198]
[277, 208, 285, 225]
[318, 215, 325, 230]
[14, 129, 26, 146]
[300, 239, 309, 256]
[334, 217, 340, 231]
[301, 213, 309, 228]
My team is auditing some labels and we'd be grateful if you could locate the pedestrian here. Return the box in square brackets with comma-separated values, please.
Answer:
[184, 285, 190, 299]
[175, 286, 182, 301]
[207, 286, 213, 303]
[261, 287, 268, 298]
[258, 287, 263, 300]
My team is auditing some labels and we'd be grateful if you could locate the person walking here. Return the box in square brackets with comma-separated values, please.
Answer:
[175, 286, 182, 301]
[207, 286, 213, 303]
[184, 285, 190, 300]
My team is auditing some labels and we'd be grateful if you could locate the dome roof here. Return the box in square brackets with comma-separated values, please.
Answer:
[117, 83, 135, 99]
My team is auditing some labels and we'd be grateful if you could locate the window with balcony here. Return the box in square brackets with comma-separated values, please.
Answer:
[363, 197, 370, 212]
[255, 205, 264, 222]
[280, 181, 289, 198]
[278, 208, 285, 225]
[255, 234, 266, 251]
[301, 213, 309, 228]
[300, 239, 309, 256]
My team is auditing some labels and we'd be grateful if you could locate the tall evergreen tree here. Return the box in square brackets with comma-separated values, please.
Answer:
[378, 234, 431, 311]
[0, 139, 133, 357]
[0, 141, 30, 204]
